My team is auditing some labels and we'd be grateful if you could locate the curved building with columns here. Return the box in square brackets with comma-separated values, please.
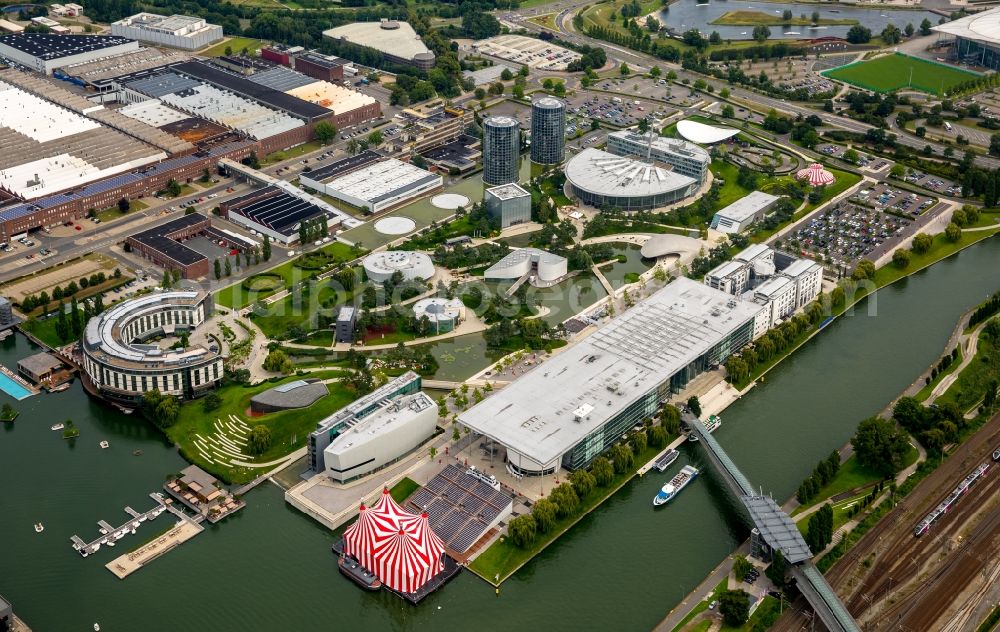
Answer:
[81, 291, 222, 404]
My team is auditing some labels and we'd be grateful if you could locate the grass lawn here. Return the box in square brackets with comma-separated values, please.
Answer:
[470, 441, 670, 583]
[199, 37, 265, 57]
[872, 225, 1000, 288]
[822, 53, 981, 96]
[915, 347, 963, 402]
[936, 329, 1000, 413]
[390, 477, 420, 503]
[263, 141, 325, 166]
[710, 11, 855, 26]
[719, 596, 781, 632]
[95, 199, 148, 223]
[166, 375, 355, 484]
[711, 160, 757, 210]
[792, 445, 917, 518]
[670, 579, 728, 632]
[527, 13, 557, 30]
[518, 0, 562, 8]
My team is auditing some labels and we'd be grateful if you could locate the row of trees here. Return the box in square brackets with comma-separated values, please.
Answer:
[796, 450, 842, 505]
[805, 504, 834, 554]
[21, 270, 120, 312]
[724, 302, 830, 386]
[969, 290, 1000, 329]
[508, 415, 676, 548]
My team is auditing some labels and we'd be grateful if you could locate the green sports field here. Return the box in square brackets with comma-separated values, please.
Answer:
[821, 53, 981, 96]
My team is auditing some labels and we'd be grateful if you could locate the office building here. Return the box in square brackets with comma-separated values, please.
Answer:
[111, 13, 223, 51]
[705, 259, 750, 295]
[335, 306, 356, 344]
[530, 96, 566, 165]
[81, 291, 223, 404]
[293, 51, 345, 82]
[362, 251, 435, 283]
[606, 129, 710, 181]
[125, 213, 212, 279]
[458, 278, 763, 475]
[412, 297, 465, 334]
[483, 115, 520, 185]
[484, 183, 531, 228]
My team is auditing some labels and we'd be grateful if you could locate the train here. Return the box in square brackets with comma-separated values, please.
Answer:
[913, 462, 991, 537]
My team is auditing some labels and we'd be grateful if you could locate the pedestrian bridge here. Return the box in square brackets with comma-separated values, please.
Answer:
[685, 413, 860, 632]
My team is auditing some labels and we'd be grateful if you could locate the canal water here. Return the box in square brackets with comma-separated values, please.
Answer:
[3, 236, 1000, 631]
[659, 0, 934, 41]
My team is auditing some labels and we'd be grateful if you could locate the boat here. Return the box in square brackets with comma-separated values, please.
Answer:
[94, 624, 101, 632]
[337, 554, 383, 591]
[99, 527, 108, 535]
[654, 449, 680, 473]
[34, 522, 44, 533]
[786, 31, 800, 35]
[49, 383, 70, 392]
[0, 330, 11, 341]
[133, 449, 143, 456]
[50, 423, 64, 431]
[704, 414, 722, 434]
[653, 465, 699, 506]
[99, 440, 110, 449]
[106, 539, 116, 547]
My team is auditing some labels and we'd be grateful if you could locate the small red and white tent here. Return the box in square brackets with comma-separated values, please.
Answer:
[796, 163, 836, 187]
[342, 488, 446, 594]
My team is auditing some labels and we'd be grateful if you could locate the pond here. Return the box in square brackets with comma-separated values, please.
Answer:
[659, 0, 934, 41]
[599, 244, 655, 290]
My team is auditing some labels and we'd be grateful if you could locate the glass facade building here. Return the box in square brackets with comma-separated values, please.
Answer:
[530, 97, 565, 165]
[483, 115, 520, 185]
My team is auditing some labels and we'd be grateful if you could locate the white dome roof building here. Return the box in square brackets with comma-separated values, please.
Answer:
[413, 297, 465, 334]
[363, 251, 435, 283]
[676, 119, 739, 144]
[565, 148, 699, 211]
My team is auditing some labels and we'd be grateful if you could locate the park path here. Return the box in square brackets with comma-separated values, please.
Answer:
[927, 320, 987, 405]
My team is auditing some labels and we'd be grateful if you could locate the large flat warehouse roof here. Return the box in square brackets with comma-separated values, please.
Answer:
[0, 33, 136, 61]
[323, 21, 432, 61]
[458, 277, 763, 467]
[325, 159, 440, 204]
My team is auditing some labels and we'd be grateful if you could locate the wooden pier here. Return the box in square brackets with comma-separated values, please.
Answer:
[105, 520, 204, 579]
[69, 498, 169, 557]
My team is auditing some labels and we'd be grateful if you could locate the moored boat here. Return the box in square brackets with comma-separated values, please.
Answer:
[51, 423, 64, 431]
[653, 465, 699, 506]
[653, 449, 680, 473]
[34, 522, 44, 533]
[337, 554, 382, 591]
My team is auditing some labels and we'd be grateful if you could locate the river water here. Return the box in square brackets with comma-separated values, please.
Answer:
[659, 0, 934, 41]
[2, 236, 999, 631]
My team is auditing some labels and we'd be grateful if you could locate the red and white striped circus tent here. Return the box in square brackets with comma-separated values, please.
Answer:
[342, 488, 447, 594]
[796, 163, 836, 187]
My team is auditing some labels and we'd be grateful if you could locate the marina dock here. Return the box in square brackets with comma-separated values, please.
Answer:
[69, 497, 169, 557]
[105, 519, 204, 579]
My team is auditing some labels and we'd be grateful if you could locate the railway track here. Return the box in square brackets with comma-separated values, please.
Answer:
[773, 416, 1000, 632]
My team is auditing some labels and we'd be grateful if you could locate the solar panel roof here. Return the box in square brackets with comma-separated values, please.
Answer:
[0, 33, 134, 61]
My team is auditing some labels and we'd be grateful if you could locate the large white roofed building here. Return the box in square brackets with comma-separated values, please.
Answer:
[565, 147, 698, 211]
[484, 247, 567, 283]
[323, 20, 435, 71]
[363, 251, 435, 283]
[457, 277, 764, 475]
[710, 191, 780, 234]
[111, 13, 223, 51]
[933, 8, 1000, 71]
[676, 119, 740, 145]
[607, 129, 710, 181]
[314, 158, 442, 214]
[0, 33, 138, 74]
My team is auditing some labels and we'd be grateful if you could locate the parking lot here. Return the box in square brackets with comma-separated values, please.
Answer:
[593, 75, 701, 110]
[713, 57, 836, 97]
[473, 34, 581, 71]
[851, 183, 936, 218]
[571, 89, 676, 128]
[817, 143, 892, 173]
[898, 168, 962, 197]
[784, 202, 912, 267]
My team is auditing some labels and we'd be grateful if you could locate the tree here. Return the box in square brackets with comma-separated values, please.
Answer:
[920, 18, 933, 35]
[650, 66, 661, 78]
[851, 416, 911, 476]
[649, 425, 668, 448]
[904, 22, 915, 37]
[686, 396, 701, 418]
[782, 9, 792, 21]
[247, 425, 272, 455]
[532, 497, 558, 532]
[117, 197, 130, 213]
[733, 555, 753, 579]
[911, 232, 933, 254]
[591, 456, 614, 486]
[508, 513, 537, 547]
[569, 469, 596, 498]
[719, 589, 751, 627]
[474, 87, 486, 100]
[660, 405, 681, 434]
[846, 25, 872, 44]
[549, 483, 580, 517]
[852, 259, 876, 281]
[367, 130, 383, 146]
[500, 68, 513, 81]
[214, 258, 222, 280]
[882, 24, 902, 46]
[752, 25, 771, 43]
[892, 248, 911, 269]
[620, 63, 630, 76]
[202, 392, 222, 412]
[765, 550, 788, 587]
[263, 349, 293, 373]
[262, 235, 272, 261]
[806, 503, 834, 553]
[313, 120, 337, 144]
[166, 179, 182, 197]
[945, 222, 962, 242]
[224, 257, 232, 277]
[610, 443, 634, 474]
[141, 390, 179, 429]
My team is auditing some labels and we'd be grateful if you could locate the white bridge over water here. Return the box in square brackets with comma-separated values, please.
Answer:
[685, 412, 860, 632]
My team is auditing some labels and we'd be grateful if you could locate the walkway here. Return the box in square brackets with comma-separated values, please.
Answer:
[927, 320, 987, 406]
[685, 413, 860, 632]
